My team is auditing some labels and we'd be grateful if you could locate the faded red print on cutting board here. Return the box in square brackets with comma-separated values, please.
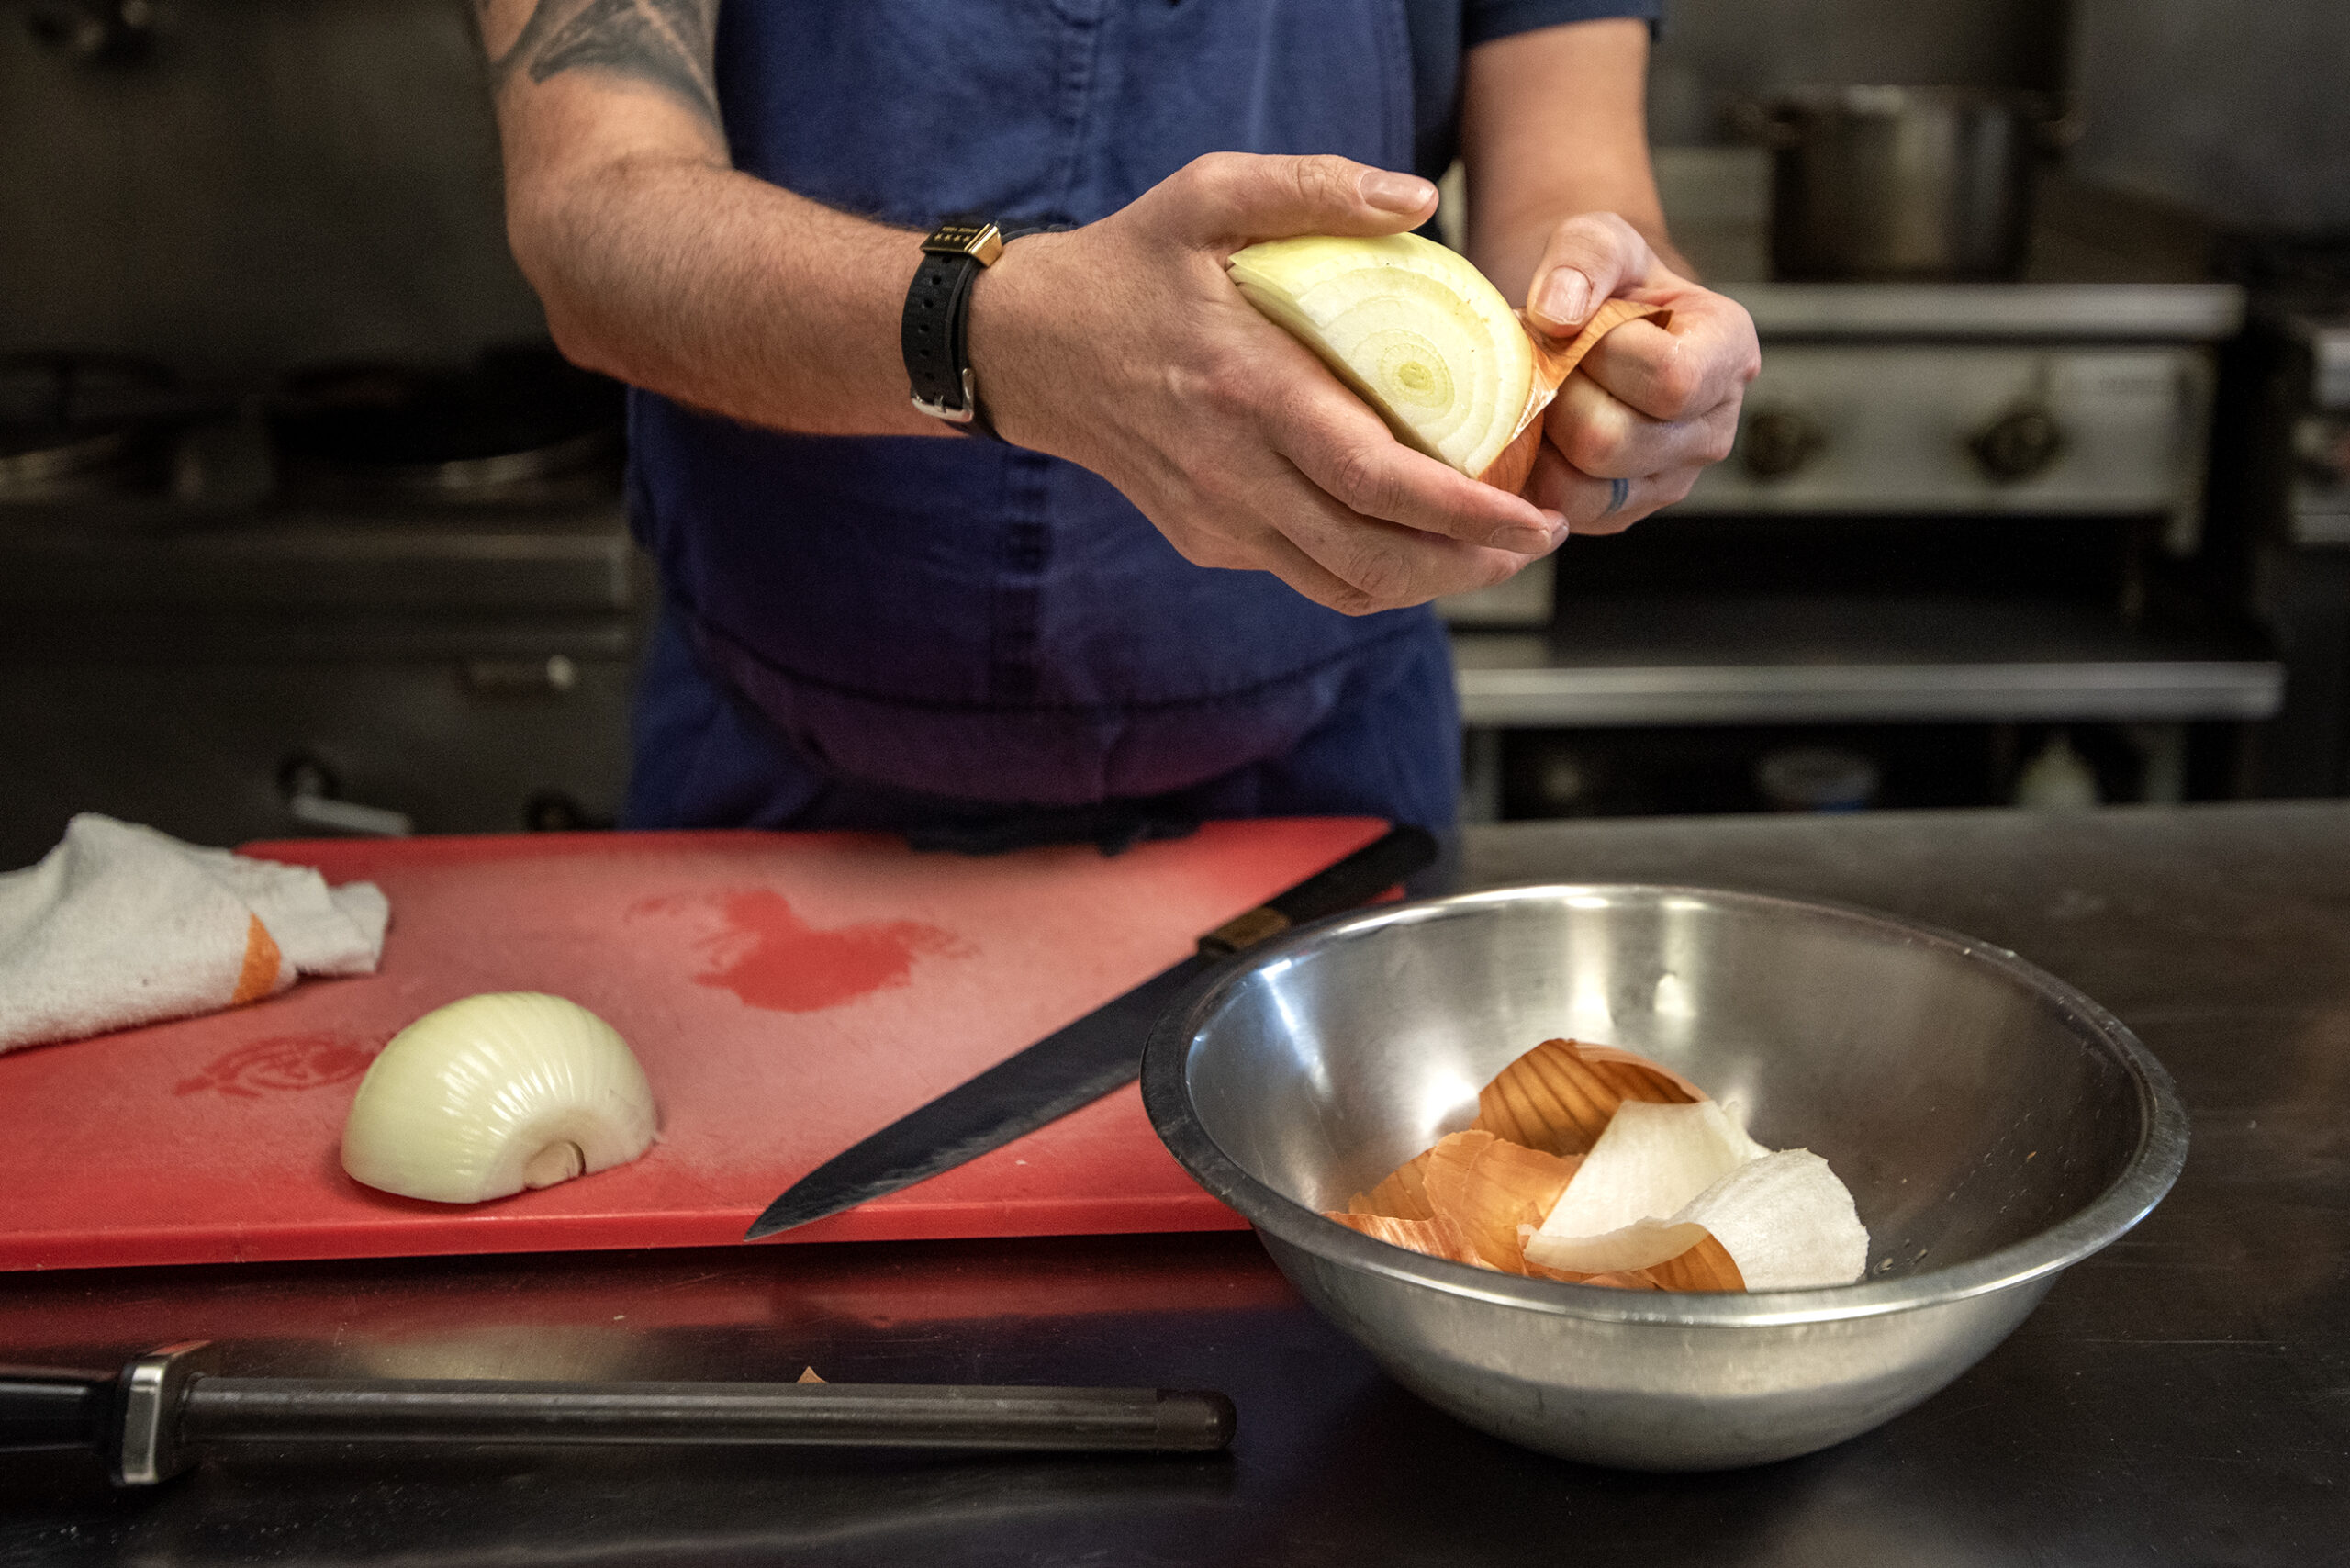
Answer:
[632, 890, 968, 1013]
[174, 1034, 379, 1099]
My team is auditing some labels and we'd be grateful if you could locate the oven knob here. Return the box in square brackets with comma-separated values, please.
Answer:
[28, 0, 156, 62]
[1740, 409, 1824, 480]
[1971, 406, 2065, 483]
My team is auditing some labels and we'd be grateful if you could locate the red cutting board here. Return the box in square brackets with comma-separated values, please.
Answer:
[0, 819, 1387, 1271]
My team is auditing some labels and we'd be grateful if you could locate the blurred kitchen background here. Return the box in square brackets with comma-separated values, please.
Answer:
[2, 0, 2347, 866]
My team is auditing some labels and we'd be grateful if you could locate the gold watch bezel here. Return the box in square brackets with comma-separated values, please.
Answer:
[921, 220, 1004, 267]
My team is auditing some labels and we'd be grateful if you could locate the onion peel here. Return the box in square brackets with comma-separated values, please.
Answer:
[1476, 298, 1673, 494]
[1314, 1037, 1864, 1295]
[1348, 1147, 1438, 1221]
[1416, 1130, 1582, 1272]
[1533, 1098, 1766, 1243]
[1641, 1234, 1746, 1292]
[1472, 1036, 1700, 1158]
[1325, 1207, 1496, 1270]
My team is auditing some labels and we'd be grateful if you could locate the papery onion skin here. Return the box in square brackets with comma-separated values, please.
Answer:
[1325, 1035, 1866, 1294]
[340, 991, 658, 1204]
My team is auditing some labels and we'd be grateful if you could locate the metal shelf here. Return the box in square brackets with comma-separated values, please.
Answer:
[1723, 284, 2246, 343]
[1452, 598, 2285, 727]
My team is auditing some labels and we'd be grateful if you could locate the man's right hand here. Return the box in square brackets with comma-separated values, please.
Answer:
[971, 153, 1564, 616]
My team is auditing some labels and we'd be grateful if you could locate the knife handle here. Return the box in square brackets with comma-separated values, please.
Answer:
[1197, 824, 1438, 957]
[0, 1366, 114, 1456]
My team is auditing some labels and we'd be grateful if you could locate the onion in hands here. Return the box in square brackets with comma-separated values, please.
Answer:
[1227, 232, 1667, 493]
[341, 992, 657, 1204]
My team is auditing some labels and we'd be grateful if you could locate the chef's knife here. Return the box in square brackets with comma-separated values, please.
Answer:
[1, 1343, 1237, 1484]
[745, 823, 1438, 1240]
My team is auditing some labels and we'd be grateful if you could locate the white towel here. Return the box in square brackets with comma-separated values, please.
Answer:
[0, 814, 389, 1055]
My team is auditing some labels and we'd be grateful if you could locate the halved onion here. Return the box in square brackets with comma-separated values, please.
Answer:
[341, 991, 658, 1204]
[1227, 232, 1667, 491]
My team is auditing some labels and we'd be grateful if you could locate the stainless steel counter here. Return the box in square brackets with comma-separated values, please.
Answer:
[5, 802, 2347, 1564]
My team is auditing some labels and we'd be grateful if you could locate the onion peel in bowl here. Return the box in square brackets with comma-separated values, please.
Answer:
[1327, 1208, 1494, 1270]
[1323, 1036, 1865, 1294]
[1534, 1099, 1766, 1241]
[1348, 1147, 1438, 1221]
[1471, 1036, 1701, 1158]
[1417, 1130, 1582, 1272]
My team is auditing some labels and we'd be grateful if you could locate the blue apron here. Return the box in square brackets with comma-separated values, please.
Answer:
[625, 0, 1462, 845]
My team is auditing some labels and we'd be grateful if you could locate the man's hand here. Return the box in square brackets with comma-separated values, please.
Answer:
[1518, 213, 1759, 536]
[1455, 18, 1757, 538]
[972, 153, 1564, 617]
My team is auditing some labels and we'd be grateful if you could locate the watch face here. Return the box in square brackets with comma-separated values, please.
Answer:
[922, 220, 1004, 265]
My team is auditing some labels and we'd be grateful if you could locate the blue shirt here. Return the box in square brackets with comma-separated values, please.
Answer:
[626, 0, 1657, 839]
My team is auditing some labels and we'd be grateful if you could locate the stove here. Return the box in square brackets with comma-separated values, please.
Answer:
[0, 353, 190, 501]
[1439, 152, 2282, 820]
[268, 344, 623, 506]
[2208, 235, 2350, 795]
[0, 343, 643, 868]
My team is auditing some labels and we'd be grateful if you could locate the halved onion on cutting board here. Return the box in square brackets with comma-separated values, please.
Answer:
[1227, 232, 1667, 492]
[341, 991, 658, 1204]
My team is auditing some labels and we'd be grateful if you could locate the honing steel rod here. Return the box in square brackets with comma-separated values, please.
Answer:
[1, 1342, 1237, 1484]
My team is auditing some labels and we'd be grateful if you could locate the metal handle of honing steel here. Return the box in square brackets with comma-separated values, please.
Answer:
[181, 1379, 1235, 1454]
[0, 1346, 1235, 1484]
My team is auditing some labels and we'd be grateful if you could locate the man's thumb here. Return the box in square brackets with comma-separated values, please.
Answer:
[1163, 152, 1438, 247]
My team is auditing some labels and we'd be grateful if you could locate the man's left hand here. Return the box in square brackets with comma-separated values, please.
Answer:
[1517, 212, 1760, 534]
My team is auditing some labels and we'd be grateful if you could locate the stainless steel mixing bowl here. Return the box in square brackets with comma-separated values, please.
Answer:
[1142, 884, 2188, 1471]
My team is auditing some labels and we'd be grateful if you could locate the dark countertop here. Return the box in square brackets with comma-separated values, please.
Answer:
[6, 802, 2348, 1565]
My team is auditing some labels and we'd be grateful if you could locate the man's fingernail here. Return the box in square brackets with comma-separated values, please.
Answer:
[1491, 524, 1553, 554]
[1539, 510, 1570, 540]
[1361, 171, 1436, 214]
[1535, 269, 1591, 327]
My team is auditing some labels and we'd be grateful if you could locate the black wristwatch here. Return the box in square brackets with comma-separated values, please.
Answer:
[902, 218, 1013, 440]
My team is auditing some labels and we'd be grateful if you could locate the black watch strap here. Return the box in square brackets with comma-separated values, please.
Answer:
[903, 218, 1009, 441]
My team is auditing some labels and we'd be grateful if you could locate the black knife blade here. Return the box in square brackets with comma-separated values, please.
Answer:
[744, 823, 1437, 1240]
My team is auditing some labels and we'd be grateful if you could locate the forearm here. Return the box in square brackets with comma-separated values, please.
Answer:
[509, 151, 941, 437]
[479, 0, 939, 437]
[1460, 17, 1692, 301]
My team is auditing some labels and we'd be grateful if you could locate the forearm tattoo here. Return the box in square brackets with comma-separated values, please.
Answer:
[485, 0, 723, 130]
